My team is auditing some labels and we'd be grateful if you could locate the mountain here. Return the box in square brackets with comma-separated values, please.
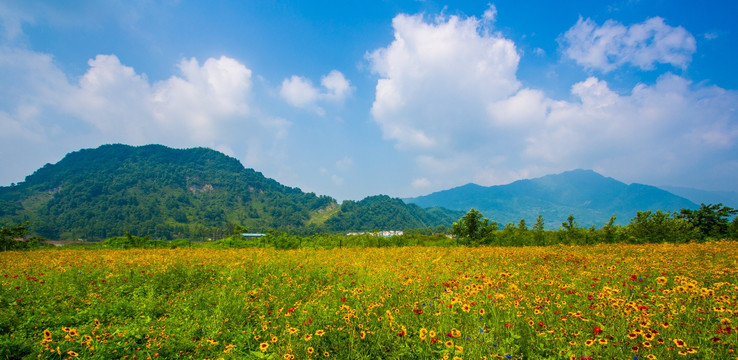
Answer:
[404, 169, 698, 228]
[659, 185, 738, 209]
[323, 195, 463, 232]
[0, 144, 459, 240]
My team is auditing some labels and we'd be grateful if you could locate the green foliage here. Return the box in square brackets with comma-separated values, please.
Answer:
[323, 195, 462, 232]
[0, 221, 30, 251]
[626, 210, 695, 243]
[0, 144, 338, 240]
[676, 203, 737, 239]
[452, 208, 498, 246]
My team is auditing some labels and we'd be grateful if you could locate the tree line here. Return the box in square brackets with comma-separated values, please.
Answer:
[1, 203, 736, 251]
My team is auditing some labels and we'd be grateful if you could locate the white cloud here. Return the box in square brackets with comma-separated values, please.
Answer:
[280, 75, 319, 108]
[0, 47, 290, 184]
[336, 156, 353, 170]
[63, 54, 256, 145]
[280, 70, 353, 114]
[561, 16, 696, 72]
[411, 177, 431, 189]
[368, 11, 738, 193]
[483, 4, 497, 23]
[321, 70, 352, 100]
[367, 12, 520, 153]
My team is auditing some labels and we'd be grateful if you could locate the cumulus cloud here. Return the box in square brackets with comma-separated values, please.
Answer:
[62, 54, 257, 145]
[368, 11, 738, 192]
[368, 12, 520, 152]
[280, 70, 352, 114]
[0, 47, 290, 183]
[561, 16, 697, 72]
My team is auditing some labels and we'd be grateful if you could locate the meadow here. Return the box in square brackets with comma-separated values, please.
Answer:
[1, 242, 736, 359]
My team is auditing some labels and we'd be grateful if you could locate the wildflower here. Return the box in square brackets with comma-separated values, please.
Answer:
[673, 339, 686, 348]
[585, 339, 594, 346]
[304, 334, 312, 341]
[315, 330, 325, 337]
[445, 340, 454, 348]
[67, 351, 78, 357]
[206, 339, 218, 345]
[307, 347, 314, 354]
[593, 326, 603, 336]
[323, 351, 330, 357]
[360, 331, 366, 340]
[259, 342, 269, 352]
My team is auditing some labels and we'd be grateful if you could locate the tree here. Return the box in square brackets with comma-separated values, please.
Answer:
[602, 214, 618, 243]
[452, 209, 497, 246]
[562, 214, 577, 231]
[533, 214, 545, 245]
[627, 210, 694, 243]
[561, 214, 582, 244]
[0, 221, 30, 251]
[676, 203, 737, 240]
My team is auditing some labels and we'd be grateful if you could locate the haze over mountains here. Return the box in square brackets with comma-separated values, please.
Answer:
[0, 144, 732, 239]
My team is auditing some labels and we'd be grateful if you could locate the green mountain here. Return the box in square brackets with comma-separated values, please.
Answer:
[0, 144, 460, 240]
[323, 195, 463, 232]
[403, 169, 698, 228]
[0, 144, 336, 240]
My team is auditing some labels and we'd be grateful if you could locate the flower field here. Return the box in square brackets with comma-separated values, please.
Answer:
[1, 242, 737, 359]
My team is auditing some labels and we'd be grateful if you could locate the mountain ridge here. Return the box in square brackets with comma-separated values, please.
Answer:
[403, 169, 699, 228]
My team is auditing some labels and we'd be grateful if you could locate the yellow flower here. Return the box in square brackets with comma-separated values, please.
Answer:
[259, 342, 269, 352]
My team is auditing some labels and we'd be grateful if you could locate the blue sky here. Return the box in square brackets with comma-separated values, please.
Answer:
[1, 0, 736, 201]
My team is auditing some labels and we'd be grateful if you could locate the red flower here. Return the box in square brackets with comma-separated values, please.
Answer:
[430, 338, 439, 343]
[413, 308, 423, 315]
[340, 297, 347, 302]
[593, 326, 603, 335]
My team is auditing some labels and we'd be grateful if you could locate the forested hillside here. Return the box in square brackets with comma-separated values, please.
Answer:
[0, 144, 460, 240]
[0, 144, 335, 240]
[323, 195, 463, 232]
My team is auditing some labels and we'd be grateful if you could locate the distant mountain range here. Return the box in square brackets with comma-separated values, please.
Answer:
[403, 169, 705, 228]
